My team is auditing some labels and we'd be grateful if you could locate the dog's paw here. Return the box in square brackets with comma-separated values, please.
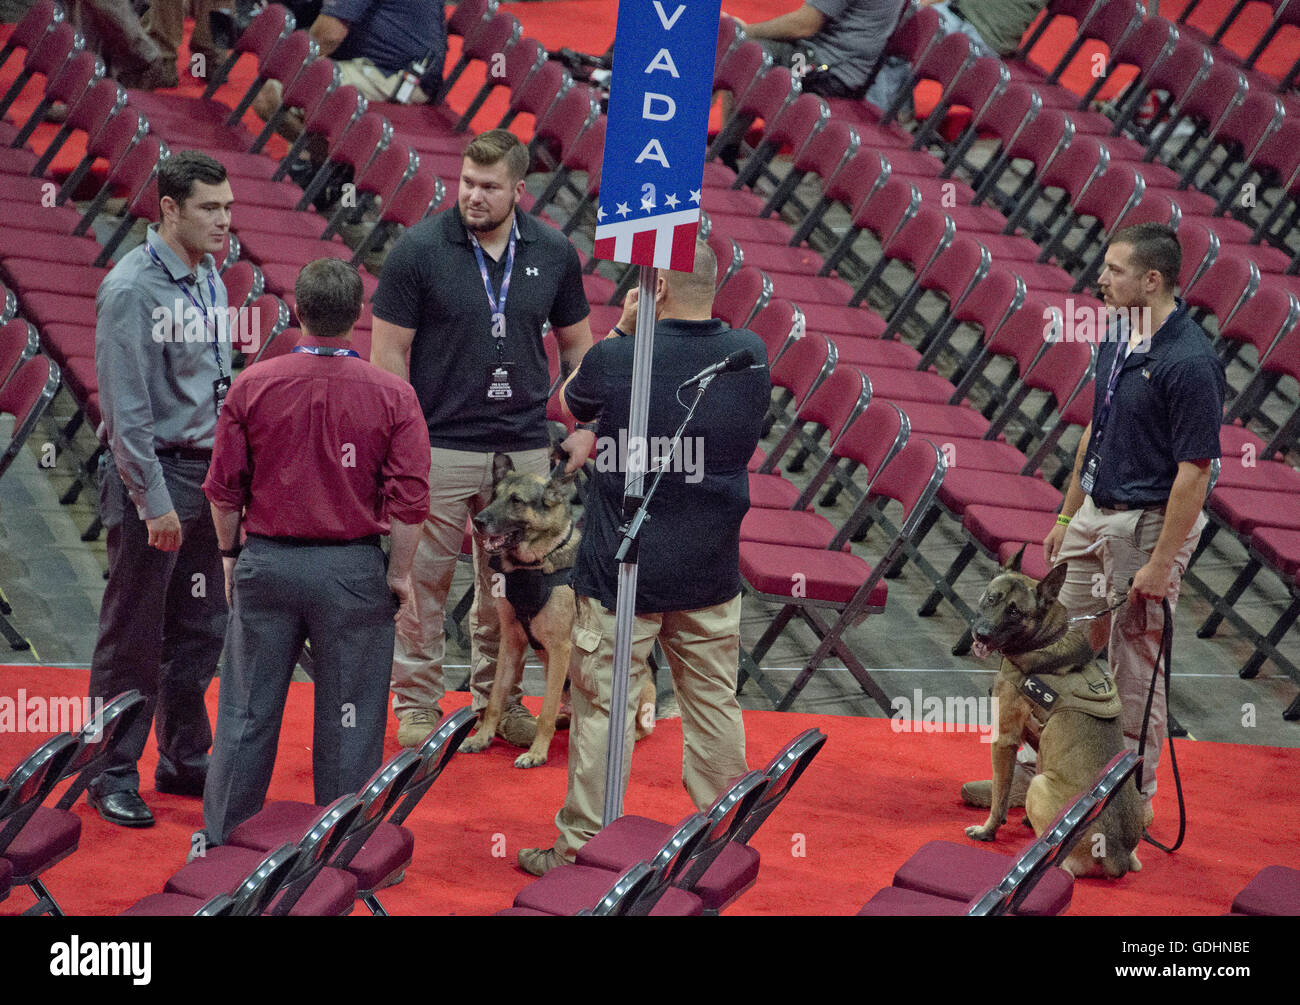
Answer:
[460, 732, 492, 754]
[965, 824, 997, 843]
[514, 750, 547, 769]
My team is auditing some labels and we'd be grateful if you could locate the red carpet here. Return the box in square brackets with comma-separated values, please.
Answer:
[1, 664, 1296, 916]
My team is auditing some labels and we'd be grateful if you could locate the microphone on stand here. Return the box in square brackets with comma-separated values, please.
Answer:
[676, 349, 757, 390]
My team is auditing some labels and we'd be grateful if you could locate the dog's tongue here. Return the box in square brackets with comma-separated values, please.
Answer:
[971, 640, 990, 660]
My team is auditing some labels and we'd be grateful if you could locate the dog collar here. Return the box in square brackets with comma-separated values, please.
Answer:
[509, 520, 576, 570]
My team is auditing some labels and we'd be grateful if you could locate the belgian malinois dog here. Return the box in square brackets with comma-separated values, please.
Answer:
[966, 549, 1143, 878]
[461, 452, 656, 768]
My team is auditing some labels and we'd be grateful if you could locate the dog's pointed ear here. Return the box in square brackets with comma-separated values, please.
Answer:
[492, 453, 515, 484]
[1036, 562, 1068, 607]
[1004, 544, 1026, 573]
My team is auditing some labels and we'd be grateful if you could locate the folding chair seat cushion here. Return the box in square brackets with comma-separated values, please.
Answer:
[1250, 528, 1300, 579]
[494, 907, 553, 915]
[1, 260, 106, 297]
[740, 508, 846, 551]
[14, 294, 96, 330]
[227, 799, 321, 847]
[342, 821, 414, 891]
[740, 542, 888, 607]
[832, 337, 923, 370]
[890, 402, 991, 439]
[891, 839, 1074, 917]
[1230, 865, 1300, 916]
[747, 472, 804, 509]
[860, 366, 964, 405]
[857, 884, 974, 915]
[512, 864, 704, 916]
[784, 304, 884, 341]
[1209, 488, 1300, 534]
[1219, 423, 1267, 455]
[964, 506, 1059, 553]
[931, 435, 1030, 474]
[0, 230, 103, 267]
[937, 469, 1061, 514]
[164, 846, 357, 916]
[234, 232, 352, 269]
[233, 208, 334, 240]
[1, 806, 80, 876]
[1211, 459, 1300, 493]
[575, 817, 761, 913]
[119, 892, 214, 916]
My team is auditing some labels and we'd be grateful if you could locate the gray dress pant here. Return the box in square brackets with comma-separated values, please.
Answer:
[88, 452, 227, 796]
[203, 535, 397, 844]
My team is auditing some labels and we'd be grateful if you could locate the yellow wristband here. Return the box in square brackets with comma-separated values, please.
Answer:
[1056, 514, 1072, 527]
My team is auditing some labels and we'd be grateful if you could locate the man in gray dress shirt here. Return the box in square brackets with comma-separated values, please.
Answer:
[87, 151, 235, 828]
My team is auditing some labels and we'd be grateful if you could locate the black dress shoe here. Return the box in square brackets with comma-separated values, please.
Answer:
[88, 789, 155, 828]
[155, 771, 206, 797]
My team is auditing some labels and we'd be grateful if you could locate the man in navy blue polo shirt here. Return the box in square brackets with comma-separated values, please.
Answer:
[517, 241, 770, 876]
[963, 222, 1225, 829]
[252, 0, 446, 140]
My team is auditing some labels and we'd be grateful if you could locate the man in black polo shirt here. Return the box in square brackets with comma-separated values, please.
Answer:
[518, 241, 770, 876]
[370, 129, 594, 749]
[963, 222, 1225, 828]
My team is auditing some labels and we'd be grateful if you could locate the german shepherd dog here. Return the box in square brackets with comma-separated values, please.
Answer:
[461, 452, 656, 768]
[966, 550, 1143, 878]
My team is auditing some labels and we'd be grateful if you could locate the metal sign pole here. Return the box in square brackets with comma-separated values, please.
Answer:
[603, 264, 657, 826]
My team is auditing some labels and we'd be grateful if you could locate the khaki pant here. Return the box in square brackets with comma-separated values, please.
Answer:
[252, 58, 430, 141]
[1046, 496, 1206, 804]
[554, 593, 748, 860]
[390, 446, 549, 719]
[141, 0, 218, 59]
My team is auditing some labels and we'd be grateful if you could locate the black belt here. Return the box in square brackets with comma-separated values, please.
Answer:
[248, 533, 381, 548]
[1095, 500, 1166, 513]
[156, 446, 213, 462]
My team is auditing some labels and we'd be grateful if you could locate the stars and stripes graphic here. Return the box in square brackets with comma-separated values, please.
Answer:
[594, 192, 702, 271]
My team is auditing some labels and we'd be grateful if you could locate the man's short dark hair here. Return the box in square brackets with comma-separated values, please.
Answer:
[1110, 222, 1182, 293]
[463, 129, 530, 182]
[294, 259, 363, 339]
[158, 150, 228, 210]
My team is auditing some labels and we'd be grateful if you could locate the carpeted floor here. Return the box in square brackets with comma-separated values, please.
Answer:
[2, 664, 1297, 916]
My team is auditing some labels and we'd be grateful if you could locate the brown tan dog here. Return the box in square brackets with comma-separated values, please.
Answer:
[965, 549, 1143, 878]
[460, 453, 655, 768]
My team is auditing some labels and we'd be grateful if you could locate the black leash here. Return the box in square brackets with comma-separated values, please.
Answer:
[1136, 596, 1186, 852]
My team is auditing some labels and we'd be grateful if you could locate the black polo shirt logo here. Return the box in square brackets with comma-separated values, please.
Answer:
[525, 266, 539, 276]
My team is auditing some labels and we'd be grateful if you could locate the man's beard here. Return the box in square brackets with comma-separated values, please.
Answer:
[463, 204, 512, 234]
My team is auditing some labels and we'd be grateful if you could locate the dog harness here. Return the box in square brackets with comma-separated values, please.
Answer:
[1003, 661, 1123, 726]
[488, 522, 575, 653]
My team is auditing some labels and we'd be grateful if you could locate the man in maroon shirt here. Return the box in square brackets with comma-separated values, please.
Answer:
[200, 258, 431, 845]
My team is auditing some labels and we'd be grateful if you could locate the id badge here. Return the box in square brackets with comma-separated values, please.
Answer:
[1079, 454, 1098, 495]
[487, 363, 515, 402]
[214, 375, 231, 418]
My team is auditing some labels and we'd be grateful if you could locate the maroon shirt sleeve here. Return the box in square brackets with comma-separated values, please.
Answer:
[381, 382, 431, 525]
[202, 377, 251, 512]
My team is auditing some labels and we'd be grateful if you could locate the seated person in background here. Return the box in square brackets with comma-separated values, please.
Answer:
[252, 0, 448, 141]
[729, 0, 906, 99]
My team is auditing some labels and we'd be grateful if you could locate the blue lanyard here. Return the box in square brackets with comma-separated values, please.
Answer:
[292, 345, 360, 358]
[1093, 337, 1134, 446]
[147, 242, 226, 378]
[468, 220, 517, 352]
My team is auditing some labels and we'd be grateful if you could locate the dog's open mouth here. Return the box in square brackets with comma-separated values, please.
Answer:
[481, 530, 524, 554]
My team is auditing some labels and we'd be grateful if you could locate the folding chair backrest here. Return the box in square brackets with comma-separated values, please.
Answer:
[769, 331, 835, 411]
[448, 0, 496, 39]
[747, 298, 801, 366]
[267, 794, 364, 915]
[0, 0, 58, 74]
[227, 843, 300, 917]
[680, 770, 768, 888]
[388, 706, 478, 826]
[733, 728, 828, 845]
[195, 893, 235, 916]
[712, 266, 771, 331]
[1219, 284, 1300, 366]
[584, 861, 656, 917]
[328, 749, 422, 870]
[1185, 252, 1259, 330]
[1002, 750, 1140, 914]
[625, 814, 709, 917]
[379, 169, 445, 228]
[244, 293, 288, 362]
[0, 354, 60, 480]
[0, 733, 79, 855]
[867, 438, 947, 541]
[827, 398, 909, 490]
[54, 689, 147, 810]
